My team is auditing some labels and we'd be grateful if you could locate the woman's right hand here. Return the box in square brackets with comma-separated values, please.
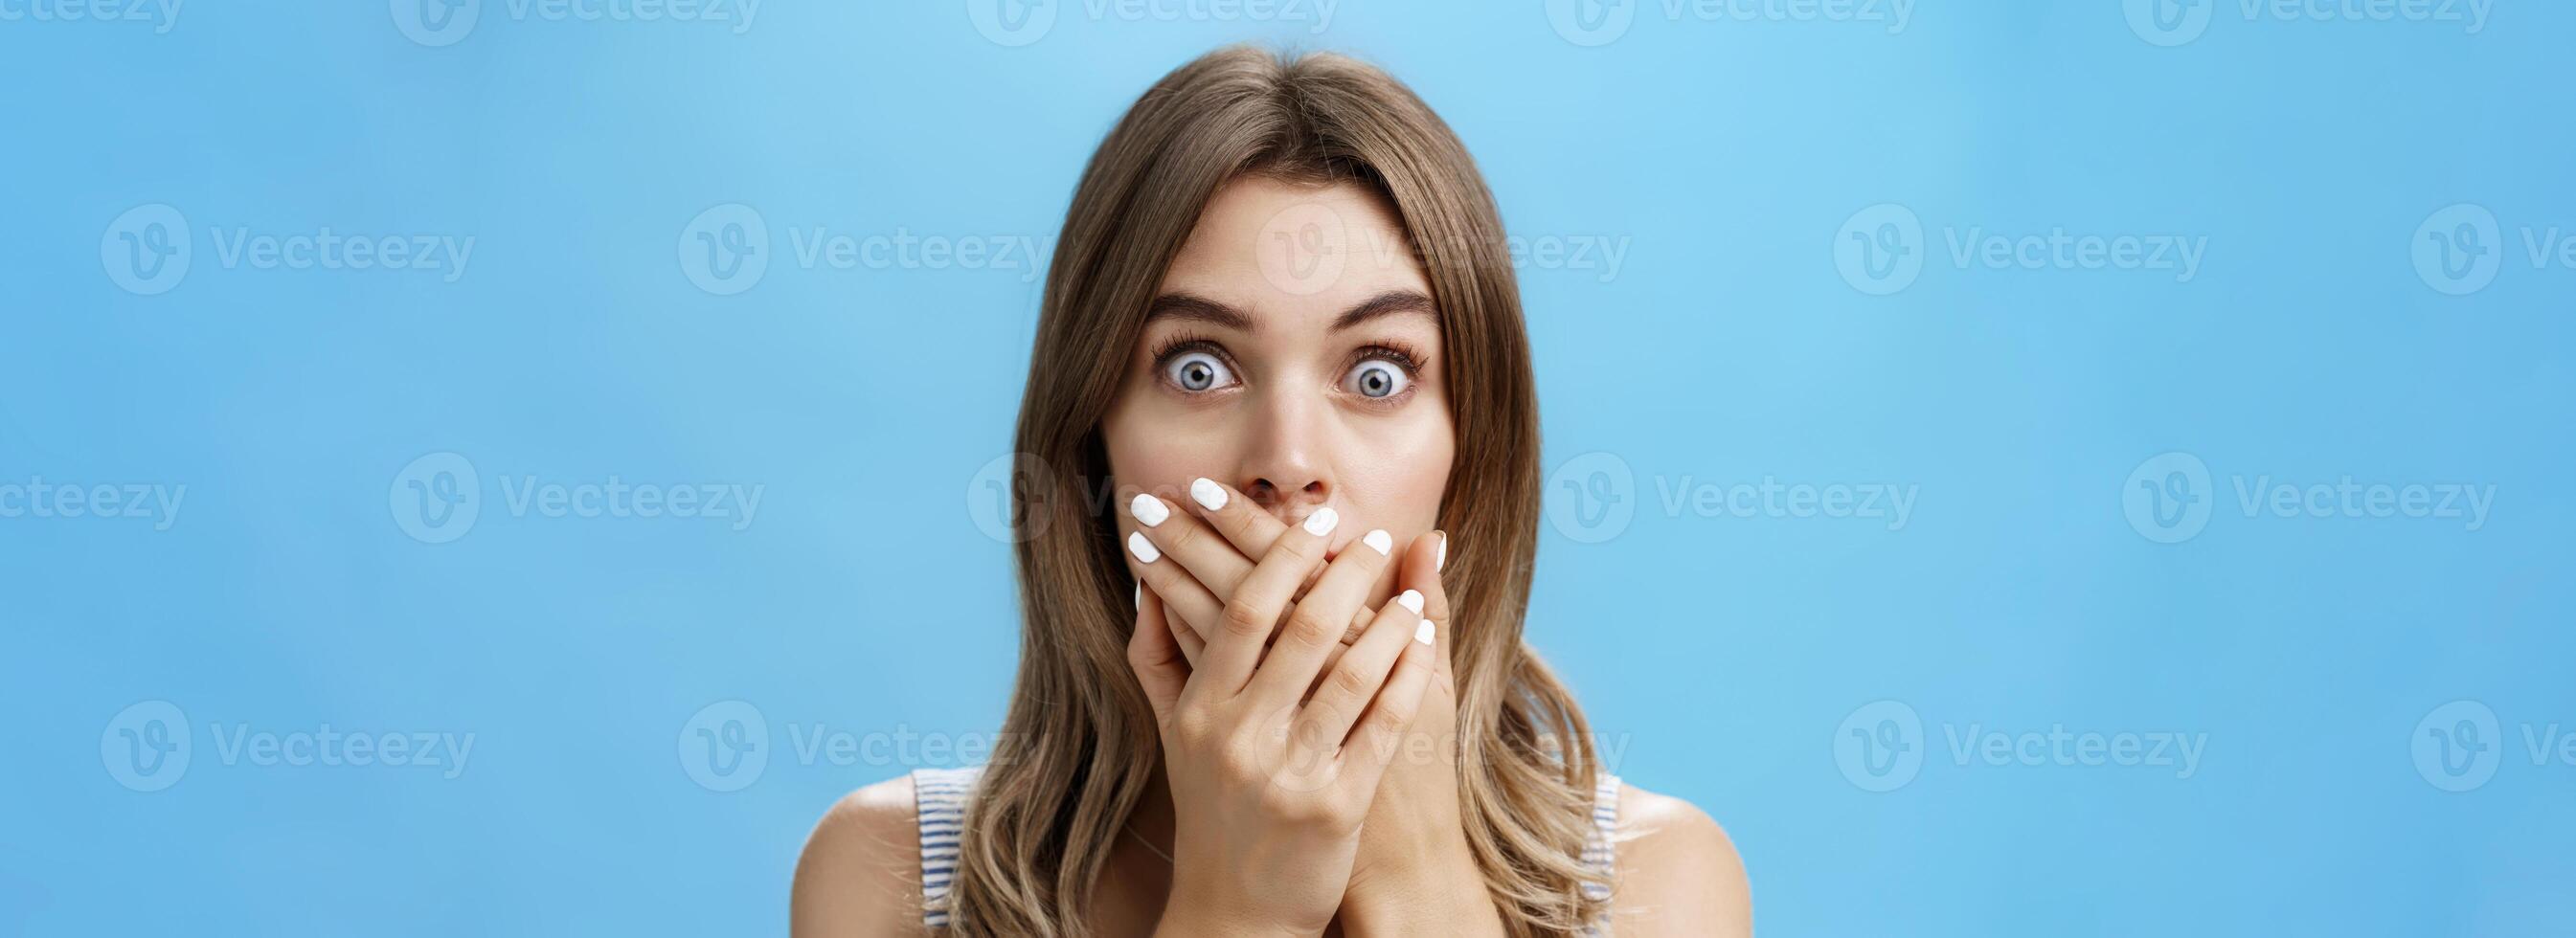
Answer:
[1125, 507, 1440, 937]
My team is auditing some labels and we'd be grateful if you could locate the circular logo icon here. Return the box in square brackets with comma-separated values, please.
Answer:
[2122, 451, 2212, 544]
[678, 203, 770, 296]
[1545, 0, 1634, 47]
[1833, 203, 1923, 295]
[2411, 699, 2500, 793]
[966, 0, 1055, 46]
[2124, 0, 2212, 47]
[964, 453, 1054, 544]
[679, 700, 770, 793]
[101, 203, 192, 296]
[1254, 198, 1354, 298]
[391, 451, 482, 545]
[2411, 202, 2501, 296]
[102, 701, 192, 793]
[1251, 704, 1345, 793]
[1544, 451, 1636, 545]
[1834, 700, 1923, 793]
[390, 0, 481, 47]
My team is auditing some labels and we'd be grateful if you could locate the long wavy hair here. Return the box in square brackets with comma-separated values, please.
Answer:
[947, 46, 1607, 936]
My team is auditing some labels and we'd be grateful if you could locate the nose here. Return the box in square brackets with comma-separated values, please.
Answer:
[1236, 392, 1333, 521]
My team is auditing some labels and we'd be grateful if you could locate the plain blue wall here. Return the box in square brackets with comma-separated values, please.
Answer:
[7, 2, 2572, 935]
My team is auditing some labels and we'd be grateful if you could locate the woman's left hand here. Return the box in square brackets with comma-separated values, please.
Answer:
[1123, 480, 1503, 936]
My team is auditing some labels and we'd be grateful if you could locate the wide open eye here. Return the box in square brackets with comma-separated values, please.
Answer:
[1165, 350, 1235, 392]
[1345, 360, 1410, 399]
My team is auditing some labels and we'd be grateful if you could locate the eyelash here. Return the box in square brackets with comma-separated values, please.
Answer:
[1147, 334, 1428, 405]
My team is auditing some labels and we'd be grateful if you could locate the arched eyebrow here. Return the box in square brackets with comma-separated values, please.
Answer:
[1144, 289, 1435, 333]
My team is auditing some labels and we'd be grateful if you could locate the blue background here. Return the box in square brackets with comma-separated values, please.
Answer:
[6, 2, 2572, 935]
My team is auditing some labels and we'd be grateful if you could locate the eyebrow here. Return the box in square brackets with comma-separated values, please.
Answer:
[1144, 289, 1435, 333]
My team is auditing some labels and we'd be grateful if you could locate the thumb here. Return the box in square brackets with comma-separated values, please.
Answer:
[1124, 582, 1187, 721]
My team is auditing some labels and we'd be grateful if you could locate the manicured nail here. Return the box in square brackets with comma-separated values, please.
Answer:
[1190, 478, 1227, 511]
[1434, 531, 1447, 571]
[1396, 590, 1424, 614]
[1302, 506, 1339, 536]
[1129, 493, 1168, 527]
[1127, 530, 1161, 563]
[1363, 529, 1392, 555]
[1413, 620, 1435, 645]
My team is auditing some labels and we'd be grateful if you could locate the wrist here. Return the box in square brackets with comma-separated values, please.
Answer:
[1338, 846, 1503, 937]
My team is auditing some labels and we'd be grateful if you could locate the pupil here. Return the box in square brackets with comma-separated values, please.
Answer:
[1184, 362, 1209, 388]
[1363, 368, 1390, 396]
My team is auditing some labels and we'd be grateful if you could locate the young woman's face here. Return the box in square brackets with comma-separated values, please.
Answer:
[1102, 176, 1456, 595]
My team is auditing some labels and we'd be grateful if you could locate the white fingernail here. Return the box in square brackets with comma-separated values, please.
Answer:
[1302, 506, 1339, 536]
[1397, 590, 1423, 614]
[1190, 478, 1227, 511]
[1129, 493, 1168, 527]
[1363, 529, 1391, 555]
[1413, 620, 1435, 645]
[1128, 530, 1160, 563]
[1435, 532, 1447, 571]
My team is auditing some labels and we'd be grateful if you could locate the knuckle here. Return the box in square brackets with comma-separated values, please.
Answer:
[1328, 660, 1374, 699]
[1220, 600, 1271, 638]
[1285, 610, 1337, 649]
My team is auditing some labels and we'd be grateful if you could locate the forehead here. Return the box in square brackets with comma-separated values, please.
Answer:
[1157, 176, 1433, 332]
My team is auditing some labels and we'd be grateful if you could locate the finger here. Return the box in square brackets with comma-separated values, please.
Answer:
[1126, 490, 1255, 619]
[1309, 588, 1425, 700]
[1336, 625, 1438, 793]
[1406, 529, 1450, 629]
[1125, 526, 1224, 641]
[1161, 584, 1205, 667]
[1179, 477, 1292, 566]
[1242, 525, 1399, 708]
[1291, 590, 1427, 760]
[1197, 505, 1338, 698]
[1124, 580, 1186, 722]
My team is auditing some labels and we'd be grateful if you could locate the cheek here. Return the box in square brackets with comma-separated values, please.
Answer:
[1101, 396, 1225, 502]
[1347, 403, 1456, 526]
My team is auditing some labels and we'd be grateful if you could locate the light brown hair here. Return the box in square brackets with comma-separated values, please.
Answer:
[949, 45, 1607, 936]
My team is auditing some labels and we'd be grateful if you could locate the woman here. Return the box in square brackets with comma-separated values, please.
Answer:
[794, 46, 1750, 937]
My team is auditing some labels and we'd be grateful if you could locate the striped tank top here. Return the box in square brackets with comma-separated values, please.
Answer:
[912, 765, 1625, 931]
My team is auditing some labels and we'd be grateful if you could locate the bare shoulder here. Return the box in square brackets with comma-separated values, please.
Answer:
[792, 775, 923, 938]
[1609, 782, 1751, 937]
